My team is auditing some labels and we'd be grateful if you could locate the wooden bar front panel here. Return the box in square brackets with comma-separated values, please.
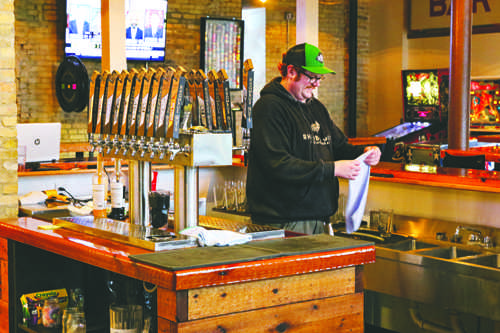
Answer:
[0, 238, 8, 333]
[159, 292, 363, 333]
[158, 267, 363, 332]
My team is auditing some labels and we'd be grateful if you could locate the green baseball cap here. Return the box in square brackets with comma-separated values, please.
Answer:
[283, 43, 336, 75]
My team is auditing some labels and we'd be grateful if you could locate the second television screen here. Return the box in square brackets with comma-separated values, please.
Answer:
[65, 0, 168, 61]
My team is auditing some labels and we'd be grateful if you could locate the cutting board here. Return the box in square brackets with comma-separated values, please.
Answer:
[129, 234, 372, 271]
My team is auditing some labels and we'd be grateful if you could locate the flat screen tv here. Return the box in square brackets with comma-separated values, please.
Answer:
[401, 69, 449, 123]
[65, 0, 167, 61]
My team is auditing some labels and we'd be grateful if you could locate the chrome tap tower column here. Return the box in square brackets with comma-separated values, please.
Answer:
[88, 67, 233, 231]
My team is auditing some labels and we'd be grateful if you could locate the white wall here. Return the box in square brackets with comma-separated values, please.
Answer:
[242, 8, 266, 104]
[339, 179, 500, 228]
[368, 0, 500, 134]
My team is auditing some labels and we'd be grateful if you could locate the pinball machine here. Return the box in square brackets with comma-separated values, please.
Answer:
[374, 68, 449, 161]
[469, 77, 500, 134]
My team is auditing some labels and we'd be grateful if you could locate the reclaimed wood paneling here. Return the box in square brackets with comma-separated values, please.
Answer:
[158, 318, 178, 333]
[0, 239, 7, 260]
[0, 238, 7, 333]
[158, 288, 187, 322]
[0, 260, 7, 303]
[174, 292, 363, 333]
[0, 299, 8, 333]
[185, 268, 355, 320]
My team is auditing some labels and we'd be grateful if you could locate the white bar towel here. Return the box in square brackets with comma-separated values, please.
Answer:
[345, 151, 371, 234]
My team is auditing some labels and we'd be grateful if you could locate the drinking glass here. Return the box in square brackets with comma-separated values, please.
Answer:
[379, 209, 394, 235]
[65, 311, 86, 333]
[110, 304, 143, 333]
[236, 180, 246, 212]
[62, 307, 79, 333]
[213, 183, 226, 209]
[225, 181, 237, 211]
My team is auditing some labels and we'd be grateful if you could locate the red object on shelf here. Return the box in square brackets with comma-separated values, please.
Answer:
[151, 171, 158, 192]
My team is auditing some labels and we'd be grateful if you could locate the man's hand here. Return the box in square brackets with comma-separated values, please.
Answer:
[335, 160, 362, 180]
[363, 146, 381, 166]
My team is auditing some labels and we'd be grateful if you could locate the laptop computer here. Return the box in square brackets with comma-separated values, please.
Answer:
[17, 123, 61, 163]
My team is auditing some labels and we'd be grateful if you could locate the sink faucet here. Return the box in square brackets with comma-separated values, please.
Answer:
[451, 226, 482, 245]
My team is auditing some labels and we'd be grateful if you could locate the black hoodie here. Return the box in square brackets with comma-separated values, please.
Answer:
[246, 77, 364, 224]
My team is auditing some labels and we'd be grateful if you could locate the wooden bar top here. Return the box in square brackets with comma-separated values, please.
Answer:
[370, 161, 500, 193]
[476, 135, 500, 143]
[0, 217, 375, 291]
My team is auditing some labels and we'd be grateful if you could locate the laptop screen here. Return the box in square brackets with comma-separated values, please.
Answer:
[17, 123, 61, 163]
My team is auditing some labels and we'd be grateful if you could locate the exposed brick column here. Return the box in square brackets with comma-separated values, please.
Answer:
[0, 0, 18, 218]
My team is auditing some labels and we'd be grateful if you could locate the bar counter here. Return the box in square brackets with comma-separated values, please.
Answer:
[370, 161, 500, 193]
[0, 216, 375, 332]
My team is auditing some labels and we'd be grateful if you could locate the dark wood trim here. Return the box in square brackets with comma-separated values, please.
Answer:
[355, 265, 364, 293]
[347, 0, 358, 138]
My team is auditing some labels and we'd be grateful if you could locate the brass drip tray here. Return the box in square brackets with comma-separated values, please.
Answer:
[52, 216, 285, 251]
[53, 216, 197, 251]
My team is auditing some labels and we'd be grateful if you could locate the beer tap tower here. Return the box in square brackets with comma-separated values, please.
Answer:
[87, 66, 234, 233]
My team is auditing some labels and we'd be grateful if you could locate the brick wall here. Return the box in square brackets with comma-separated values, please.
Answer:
[0, 0, 18, 218]
[261, 0, 369, 135]
[15, 0, 242, 145]
[14, 0, 368, 144]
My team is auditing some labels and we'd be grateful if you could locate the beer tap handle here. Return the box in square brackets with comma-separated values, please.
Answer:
[217, 68, 233, 136]
[196, 69, 213, 130]
[110, 70, 129, 154]
[118, 68, 138, 153]
[155, 67, 175, 142]
[169, 66, 187, 140]
[103, 70, 119, 153]
[88, 71, 101, 151]
[243, 59, 255, 129]
[207, 70, 222, 130]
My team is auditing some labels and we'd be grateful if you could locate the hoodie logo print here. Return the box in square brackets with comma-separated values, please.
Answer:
[303, 121, 331, 146]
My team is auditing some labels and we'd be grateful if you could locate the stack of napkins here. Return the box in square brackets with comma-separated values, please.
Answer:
[180, 226, 252, 247]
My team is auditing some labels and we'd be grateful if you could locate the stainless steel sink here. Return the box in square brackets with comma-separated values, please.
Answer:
[417, 246, 482, 259]
[334, 229, 409, 244]
[377, 239, 437, 251]
[365, 241, 500, 323]
[363, 216, 500, 331]
[459, 253, 500, 268]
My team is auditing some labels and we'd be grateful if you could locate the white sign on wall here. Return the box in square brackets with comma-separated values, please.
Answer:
[408, 0, 500, 38]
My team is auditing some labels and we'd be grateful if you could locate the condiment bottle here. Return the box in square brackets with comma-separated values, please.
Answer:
[92, 153, 108, 218]
[108, 158, 126, 220]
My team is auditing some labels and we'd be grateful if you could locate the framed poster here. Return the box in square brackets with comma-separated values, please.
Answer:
[407, 0, 500, 38]
[200, 17, 244, 90]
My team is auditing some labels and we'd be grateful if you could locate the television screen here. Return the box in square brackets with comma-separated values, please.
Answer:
[401, 69, 449, 123]
[470, 78, 500, 125]
[65, 0, 167, 61]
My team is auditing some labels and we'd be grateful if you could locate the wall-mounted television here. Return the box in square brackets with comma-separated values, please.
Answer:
[65, 0, 167, 61]
[401, 69, 449, 123]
